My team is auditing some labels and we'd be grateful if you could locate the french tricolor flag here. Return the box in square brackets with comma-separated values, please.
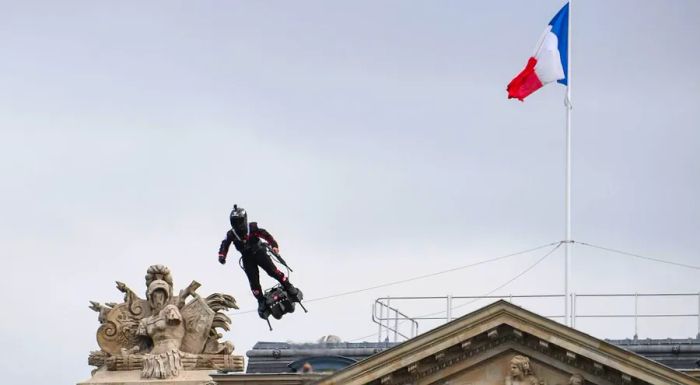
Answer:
[507, 3, 569, 101]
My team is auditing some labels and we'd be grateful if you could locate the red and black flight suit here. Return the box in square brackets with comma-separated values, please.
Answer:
[218, 222, 294, 300]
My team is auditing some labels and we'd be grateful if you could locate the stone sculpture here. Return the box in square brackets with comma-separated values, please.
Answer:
[505, 355, 543, 385]
[87, 265, 244, 380]
[567, 374, 584, 385]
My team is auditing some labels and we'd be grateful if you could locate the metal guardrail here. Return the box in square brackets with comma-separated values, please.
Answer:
[373, 298, 419, 343]
[372, 293, 700, 343]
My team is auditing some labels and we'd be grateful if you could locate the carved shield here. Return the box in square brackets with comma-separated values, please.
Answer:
[179, 296, 215, 354]
[96, 301, 150, 355]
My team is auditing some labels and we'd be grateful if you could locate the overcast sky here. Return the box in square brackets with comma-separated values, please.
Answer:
[1, 1, 699, 384]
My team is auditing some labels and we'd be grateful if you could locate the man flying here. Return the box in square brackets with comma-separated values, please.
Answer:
[217, 205, 300, 318]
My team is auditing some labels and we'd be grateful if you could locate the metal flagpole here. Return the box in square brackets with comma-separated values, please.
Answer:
[564, 0, 573, 327]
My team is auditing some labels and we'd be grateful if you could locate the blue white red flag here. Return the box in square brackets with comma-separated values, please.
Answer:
[507, 3, 569, 101]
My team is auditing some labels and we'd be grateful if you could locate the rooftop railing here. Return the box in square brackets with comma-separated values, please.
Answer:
[372, 292, 700, 343]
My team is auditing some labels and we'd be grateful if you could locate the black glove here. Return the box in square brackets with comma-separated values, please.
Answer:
[218, 255, 226, 265]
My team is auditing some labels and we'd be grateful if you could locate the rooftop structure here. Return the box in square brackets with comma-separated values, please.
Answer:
[214, 301, 700, 385]
[245, 337, 700, 375]
[246, 340, 399, 374]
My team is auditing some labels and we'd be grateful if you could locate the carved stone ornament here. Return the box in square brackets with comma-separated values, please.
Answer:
[505, 355, 544, 385]
[87, 265, 244, 379]
[567, 373, 584, 385]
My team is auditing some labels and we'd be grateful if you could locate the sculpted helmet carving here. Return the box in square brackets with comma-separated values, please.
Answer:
[145, 264, 173, 290]
[147, 279, 172, 299]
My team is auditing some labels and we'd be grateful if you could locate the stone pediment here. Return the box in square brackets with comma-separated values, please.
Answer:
[314, 301, 700, 385]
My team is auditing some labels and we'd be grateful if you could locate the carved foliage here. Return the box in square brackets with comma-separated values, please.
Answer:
[142, 349, 183, 379]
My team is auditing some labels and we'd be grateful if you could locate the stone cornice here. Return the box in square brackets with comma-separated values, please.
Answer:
[313, 301, 700, 385]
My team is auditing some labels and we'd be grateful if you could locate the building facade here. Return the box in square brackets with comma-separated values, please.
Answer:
[213, 301, 700, 385]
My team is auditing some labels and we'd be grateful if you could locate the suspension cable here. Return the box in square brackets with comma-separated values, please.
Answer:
[575, 241, 700, 271]
[232, 241, 561, 316]
[415, 241, 561, 318]
[352, 241, 562, 341]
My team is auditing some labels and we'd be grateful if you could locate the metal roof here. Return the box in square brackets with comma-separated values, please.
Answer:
[246, 337, 700, 374]
[246, 341, 399, 374]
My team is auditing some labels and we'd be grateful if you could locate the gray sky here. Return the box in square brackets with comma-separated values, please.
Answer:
[1, 1, 699, 384]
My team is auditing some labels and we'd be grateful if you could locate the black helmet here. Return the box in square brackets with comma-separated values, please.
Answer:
[230, 204, 248, 238]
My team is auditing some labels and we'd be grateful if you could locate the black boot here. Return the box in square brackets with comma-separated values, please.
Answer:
[283, 282, 302, 302]
[257, 297, 268, 319]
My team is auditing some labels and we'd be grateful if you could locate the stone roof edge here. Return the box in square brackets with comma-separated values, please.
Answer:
[314, 300, 700, 385]
[500, 304, 700, 385]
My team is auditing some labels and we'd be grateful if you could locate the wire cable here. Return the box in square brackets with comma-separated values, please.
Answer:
[361, 240, 696, 342]
[575, 241, 700, 271]
[349, 331, 384, 342]
[415, 241, 562, 319]
[303, 241, 561, 304]
[231, 241, 561, 316]
[350, 241, 562, 341]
